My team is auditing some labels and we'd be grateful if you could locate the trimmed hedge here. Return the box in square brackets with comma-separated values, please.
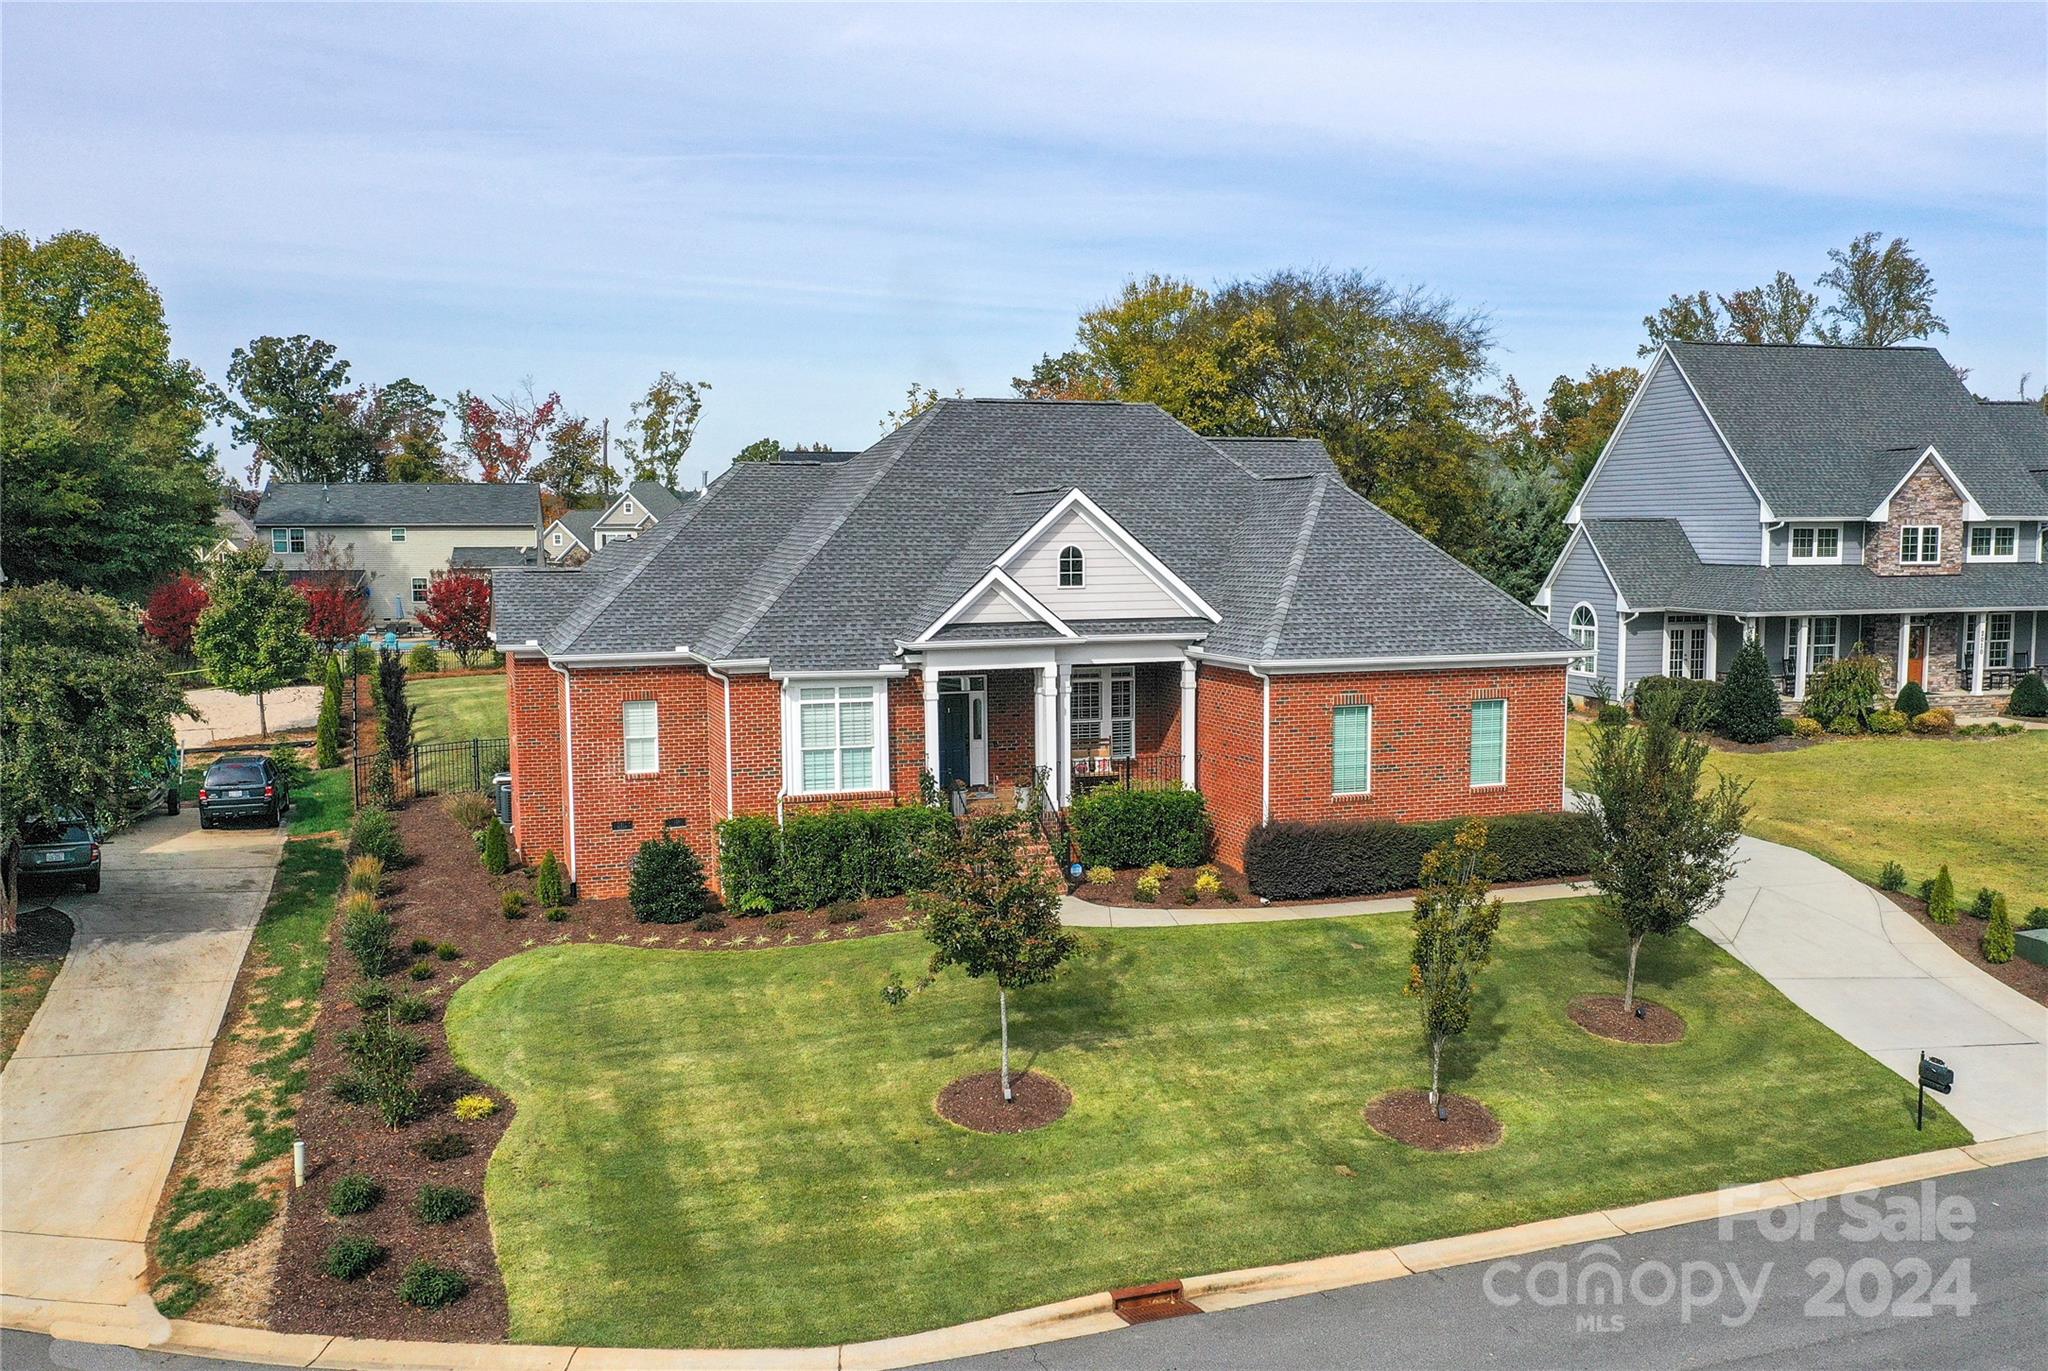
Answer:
[1245, 811, 1600, 901]
[715, 805, 953, 910]
[1631, 675, 1718, 730]
[1068, 785, 1210, 869]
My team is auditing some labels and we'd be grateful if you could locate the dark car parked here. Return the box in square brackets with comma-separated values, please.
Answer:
[19, 815, 101, 893]
[197, 756, 289, 829]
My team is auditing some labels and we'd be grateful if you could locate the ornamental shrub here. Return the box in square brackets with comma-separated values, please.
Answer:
[341, 900, 394, 980]
[1802, 651, 1883, 732]
[412, 1184, 476, 1225]
[1791, 716, 1824, 739]
[1192, 866, 1224, 899]
[629, 836, 712, 924]
[534, 851, 565, 906]
[409, 961, 434, 980]
[1245, 810, 1600, 901]
[1632, 675, 1718, 731]
[769, 805, 953, 908]
[397, 1261, 467, 1309]
[1825, 714, 1863, 735]
[349, 982, 392, 1013]
[1879, 861, 1906, 892]
[1867, 709, 1908, 735]
[1970, 887, 1996, 920]
[2011, 673, 2048, 718]
[1084, 865, 1115, 885]
[1069, 785, 1210, 869]
[317, 662, 343, 770]
[336, 1016, 426, 1126]
[1133, 871, 1163, 903]
[391, 995, 433, 1024]
[1911, 708, 1955, 735]
[444, 790, 495, 832]
[499, 890, 525, 919]
[347, 856, 385, 896]
[1596, 702, 1629, 727]
[326, 1174, 381, 1216]
[405, 644, 441, 675]
[1928, 866, 1956, 925]
[1715, 641, 1782, 744]
[452, 1093, 497, 1121]
[480, 816, 510, 875]
[1895, 679, 1930, 718]
[715, 816, 779, 908]
[347, 641, 375, 677]
[1982, 902, 2016, 964]
[2024, 906, 2048, 931]
[323, 1236, 385, 1281]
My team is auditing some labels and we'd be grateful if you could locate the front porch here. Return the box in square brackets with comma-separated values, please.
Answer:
[920, 658, 1197, 809]
[1642, 610, 2042, 702]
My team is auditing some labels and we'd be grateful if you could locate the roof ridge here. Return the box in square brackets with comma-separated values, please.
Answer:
[545, 482, 723, 652]
[1258, 475, 1329, 659]
[1669, 340, 1943, 353]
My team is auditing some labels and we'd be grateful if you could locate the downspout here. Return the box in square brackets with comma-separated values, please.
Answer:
[705, 664, 736, 818]
[1251, 665, 1272, 824]
[548, 660, 577, 890]
[1760, 521, 1783, 566]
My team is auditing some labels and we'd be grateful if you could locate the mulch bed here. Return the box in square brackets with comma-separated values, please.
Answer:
[935, 1070, 1072, 1134]
[1, 904, 75, 961]
[1364, 1089, 1502, 1152]
[1882, 890, 2048, 1007]
[271, 797, 922, 1342]
[1567, 993, 1687, 1044]
[1073, 864, 1253, 909]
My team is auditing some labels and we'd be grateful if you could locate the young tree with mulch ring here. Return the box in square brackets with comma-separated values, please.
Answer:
[1406, 819, 1503, 1110]
[907, 812, 1077, 1105]
[1584, 694, 1749, 1017]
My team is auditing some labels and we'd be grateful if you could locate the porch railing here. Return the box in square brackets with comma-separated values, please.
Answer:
[1070, 751, 1187, 793]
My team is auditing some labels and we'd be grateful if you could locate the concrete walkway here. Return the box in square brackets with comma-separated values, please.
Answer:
[1698, 834, 2047, 1141]
[1060, 881, 1586, 927]
[0, 808, 285, 1332]
[175, 685, 323, 749]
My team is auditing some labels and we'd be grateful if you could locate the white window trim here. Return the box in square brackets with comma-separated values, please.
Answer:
[1808, 615, 1840, 672]
[409, 577, 429, 603]
[1332, 703, 1372, 796]
[1967, 612, 2015, 671]
[782, 677, 891, 797]
[390, 526, 407, 542]
[1067, 665, 1136, 760]
[1567, 602, 1599, 677]
[1899, 525, 1941, 565]
[1966, 524, 2018, 563]
[550, 531, 564, 547]
[622, 700, 659, 776]
[1470, 698, 1508, 790]
[271, 527, 306, 554]
[1787, 523, 1842, 564]
[1058, 544, 1085, 588]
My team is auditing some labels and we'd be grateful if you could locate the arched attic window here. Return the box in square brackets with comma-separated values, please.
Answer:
[1059, 545, 1085, 587]
[1569, 603, 1598, 676]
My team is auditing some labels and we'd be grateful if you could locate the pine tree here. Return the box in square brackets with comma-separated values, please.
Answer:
[1982, 898, 2016, 964]
[1927, 865, 1956, 925]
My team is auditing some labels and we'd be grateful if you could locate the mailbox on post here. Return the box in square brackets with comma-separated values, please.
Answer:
[1916, 1052, 1953, 1130]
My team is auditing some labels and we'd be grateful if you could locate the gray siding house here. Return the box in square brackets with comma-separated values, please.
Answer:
[255, 482, 542, 624]
[1536, 343, 2048, 702]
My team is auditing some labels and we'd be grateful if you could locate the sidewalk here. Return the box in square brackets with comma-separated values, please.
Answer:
[1060, 881, 1586, 927]
[0, 808, 285, 1333]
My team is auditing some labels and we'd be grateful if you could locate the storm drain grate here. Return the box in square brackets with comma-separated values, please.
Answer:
[1110, 1278, 1201, 1324]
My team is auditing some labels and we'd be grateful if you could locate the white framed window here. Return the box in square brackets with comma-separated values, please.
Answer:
[409, 577, 429, 603]
[1899, 525, 1941, 564]
[1067, 666, 1134, 758]
[1058, 545, 1085, 587]
[1809, 616, 1839, 671]
[1470, 698, 1506, 789]
[622, 700, 659, 775]
[621, 500, 637, 519]
[1789, 524, 1841, 564]
[390, 527, 407, 543]
[1568, 603, 1598, 676]
[271, 527, 306, 554]
[790, 681, 885, 794]
[550, 531, 564, 548]
[1666, 614, 1708, 679]
[1332, 704, 1371, 795]
[1989, 612, 2013, 670]
[1967, 525, 2017, 562]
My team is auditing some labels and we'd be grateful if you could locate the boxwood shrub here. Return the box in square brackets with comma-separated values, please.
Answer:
[1631, 675, 1718, 730]
[1068, 785, 1210, 870]
[719, 805, 952, 910]
[1244, 811, 1600, 901]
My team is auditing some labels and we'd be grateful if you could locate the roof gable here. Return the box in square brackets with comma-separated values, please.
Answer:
[997, 490, 1219, 624]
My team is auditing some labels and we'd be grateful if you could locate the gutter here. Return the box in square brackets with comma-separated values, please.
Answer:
[1191, 648, 1581, 673]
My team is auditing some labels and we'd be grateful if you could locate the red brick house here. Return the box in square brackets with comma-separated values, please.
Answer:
[493, 400, 1578, 898]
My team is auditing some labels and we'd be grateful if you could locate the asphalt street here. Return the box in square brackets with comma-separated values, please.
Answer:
[3, 1161, 2042, 1371]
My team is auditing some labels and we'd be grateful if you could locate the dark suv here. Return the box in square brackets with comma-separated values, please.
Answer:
[197, 756, 289, 829]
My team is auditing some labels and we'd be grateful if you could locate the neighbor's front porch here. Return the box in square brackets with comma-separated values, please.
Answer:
[918, 654, 1197, 808]
[1645, 610, 2040, 702]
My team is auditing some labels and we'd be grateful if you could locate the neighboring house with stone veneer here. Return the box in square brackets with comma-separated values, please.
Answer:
[1536, 343, 2048, 703]
[492, 399, 1580, 898]
[256, 482, 542, 624]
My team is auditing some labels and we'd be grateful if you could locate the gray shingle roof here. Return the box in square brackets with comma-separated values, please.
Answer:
[1581, 518, 2048, 614]
[1205, 437, 1341, 478]
[1665, 343, 2048, 518]
[495, 400, 1575, 670]
[255, 482, 541, 527]
[548, 508, 602, 548]
[451, 546, 533, 569]
[1978, 401, 2048, 493]
[776, 449, 858, 464]
[621, 479, 689, 520]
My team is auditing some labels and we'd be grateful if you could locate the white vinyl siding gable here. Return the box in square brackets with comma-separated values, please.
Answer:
[953, 583, 1036, 625]
[1008, 505, 1185, 618]
[1546, 532, 1621, 695]
[1577, 354, 1762, 564]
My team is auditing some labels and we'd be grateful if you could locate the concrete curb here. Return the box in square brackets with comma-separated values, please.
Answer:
[1060, 880, 1587, 928]
[7, 1135, 2042, 1370]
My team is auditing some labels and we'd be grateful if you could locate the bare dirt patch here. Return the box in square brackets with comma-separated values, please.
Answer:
[1364, 1089, 1502, 1152]
[1568, 993, 1687, 1044]
[1882, 890, 2048, 1007]
[936, 1070, 1072, 1134]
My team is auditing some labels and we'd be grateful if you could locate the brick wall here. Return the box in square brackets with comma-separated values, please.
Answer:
[506, 653, 564, 869]
[1134, 661, 1182, 764]
[1195, 664, 1264, 870]
[1267, 665, 1567, 827]
[1869, 460, 1965, 577]
[986, 668, 1037, 787]
[561, 665, 719, 899]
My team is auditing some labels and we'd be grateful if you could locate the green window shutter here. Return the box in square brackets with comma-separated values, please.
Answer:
[1332, 705, 1370, 794]
[1471, 699, 1506, 787]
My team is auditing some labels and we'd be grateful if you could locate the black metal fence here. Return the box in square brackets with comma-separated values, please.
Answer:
[355, 736, 509, 806]
[1070, 751, 1187, 794]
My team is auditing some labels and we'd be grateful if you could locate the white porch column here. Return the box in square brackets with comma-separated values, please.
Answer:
[1179, 659, 1198, 787]
[1972, 612, 1987, 695]
[1055, 663, 1074, 808]
[1033, 665, 1058, 795]
[1895, 613, 1910, 689]
[1706, 614, 1719, 678]
[1794, 616, 1811, 700]
[921, 671, 941, 784]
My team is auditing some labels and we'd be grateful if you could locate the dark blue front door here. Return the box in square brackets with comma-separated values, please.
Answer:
[938, 694, 971, 791]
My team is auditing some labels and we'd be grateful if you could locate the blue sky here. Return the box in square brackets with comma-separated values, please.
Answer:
[5, 2, 2043, 485]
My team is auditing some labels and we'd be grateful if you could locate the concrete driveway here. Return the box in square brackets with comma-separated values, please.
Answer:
[175, 686, 323, 749]
[0, 807, 284, 1336]
[1700, 835, 2048, 1142]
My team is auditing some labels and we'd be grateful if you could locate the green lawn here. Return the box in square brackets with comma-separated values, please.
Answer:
[1570, 721, 2047, 914]
[447, 901, 1965, 1348]
[408, 672, 508, 744]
